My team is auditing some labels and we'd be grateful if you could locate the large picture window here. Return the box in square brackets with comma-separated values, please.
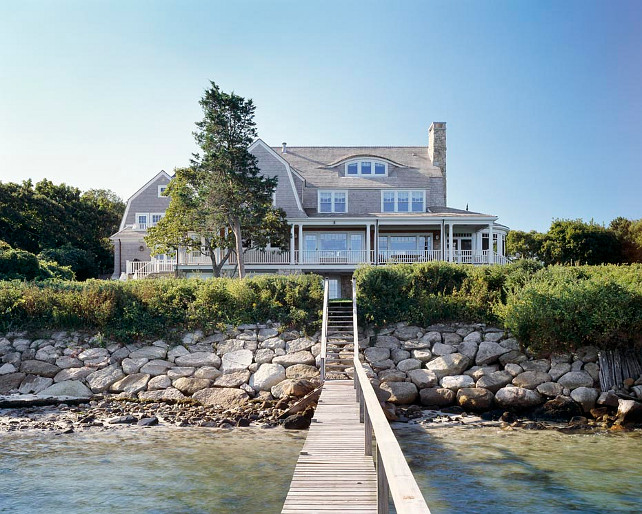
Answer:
[318, 191, 347, 213]
[381, 190, 425, 213]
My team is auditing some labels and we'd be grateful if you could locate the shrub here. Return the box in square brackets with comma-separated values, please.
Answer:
[39, 245, 98, 280]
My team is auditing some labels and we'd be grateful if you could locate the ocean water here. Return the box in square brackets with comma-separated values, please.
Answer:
[1, 425, 640, 513]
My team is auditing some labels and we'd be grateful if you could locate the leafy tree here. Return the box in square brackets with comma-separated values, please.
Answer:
[609, 217, 642, 263]
[505, 230, 545, 260]
[147, 81, 289, 278]
[540, 219, 621, 265]
[39, 244, 97, 281]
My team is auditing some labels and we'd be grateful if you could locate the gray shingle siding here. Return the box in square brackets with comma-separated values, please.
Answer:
[428, 177, 446, 207]
[124, 175, 171, 226]
[251, 144, 306, 218]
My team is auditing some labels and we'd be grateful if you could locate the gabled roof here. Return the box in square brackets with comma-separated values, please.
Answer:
[119, 170, 172, 231]
[272, 146, 442, 189]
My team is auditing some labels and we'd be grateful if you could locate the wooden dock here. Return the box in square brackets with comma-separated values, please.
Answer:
[281, 380, 377, 513]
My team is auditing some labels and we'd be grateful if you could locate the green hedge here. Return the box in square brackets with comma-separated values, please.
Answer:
[0, 274, 323, 339]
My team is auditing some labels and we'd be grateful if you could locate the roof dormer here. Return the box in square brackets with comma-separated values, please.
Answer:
[344, 158, 388, 177]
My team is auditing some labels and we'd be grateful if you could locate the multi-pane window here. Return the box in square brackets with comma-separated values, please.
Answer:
[380, 190, 425, 213]
[135, 213, 164, 230]
[158, 185, 168, 197]
[345, 160, 387, 176]
[151, 213, 164, 225]
[136, 214, 148, 229]
[318, 191, 347, 213]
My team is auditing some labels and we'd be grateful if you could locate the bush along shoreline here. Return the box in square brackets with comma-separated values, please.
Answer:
[0, 321, 641, 433]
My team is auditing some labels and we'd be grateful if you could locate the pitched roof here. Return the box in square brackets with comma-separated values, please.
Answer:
[272, 146, 442, 189]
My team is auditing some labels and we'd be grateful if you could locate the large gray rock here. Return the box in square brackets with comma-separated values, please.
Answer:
[512, 371, 552, 389]
[139, 387, 186, 402]
[476, 370, 513, 393]
[584, 362, 600, 382]
[475, 342, 510, 366]
[286, 337, 315, 353]
[432, 342, 456, 356]
[86, 365, 125, 393]
[536, 381, 565, 397]
[18, 375, 53, 394]
[411, 349, 433, 362]
[390, 349, 411, 364]
[122, 357, 149, 374]
[129, 346, 167, 360]
[457, 341, 479, 360]
[213, 370, 251, 388]
[78, 348, 109, 361]
[38, 380, 92, 398]
[521, 359, 551, 373]
[421, 331, 442, 345]
[173, 377, 211, 395]
[254, 348, 275, 365]
[440, 374, 475, 391]
[272, 351, 315, 368]
[419, 387, 455, 407]
[285, 364, 319, 379]
[380, 382, 418, 404]
[378, 369, 407, 383]
[495, 387, 543, 409]
[457, 387, 494, 411]
[140, 360, 172, 376]
[110, 373, 150, 394]
[397, 358, 422, 372]
[557, 371, 594, 390]
[0, 373, 26, 393]
[167, 345, 190, 362]
[271, 379, 315, 399]
[407, 369, 438, 389]
[258, 327, 279, 341]
[147, 375, 171, 390]
[249, 363, 287, 391]
[616, 399, 642, 424]
[426, 353, 471, 379]
[375, 335, 401, 349]
[463, 331, 482, 343]
[442, 332, 462, 345]
[365, 347, 390, 363]
[499, 351, 528, 366]
[20, 360, 60, 378]
[166, 367, 195, 379]
[549, 363, 572, 381]
[53, 367, 92, 383]
[34, 346, 58, 364]
[192, 387, 249, 408]
[220, 350, 253, 373]
[504, 363, 523, 377]
[55, 356, 83, 369]
[175, 352, 221, 368]
[193, 367, 222, 380]
[570, 387, 599, 413]
[260, 337, 286, 350]
[0, 363, 16, 375]
[574, 346, 599, 363]
[394, 326, 423, 341]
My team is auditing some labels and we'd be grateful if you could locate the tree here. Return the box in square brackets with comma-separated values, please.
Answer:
[147, 81, 289, 278]
[540, 219, 621, 265]
[505, 230, 545, 260]
[609, 217, 642, 263]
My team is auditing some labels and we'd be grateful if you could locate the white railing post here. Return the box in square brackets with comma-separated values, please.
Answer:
[320, 278, 329, 383]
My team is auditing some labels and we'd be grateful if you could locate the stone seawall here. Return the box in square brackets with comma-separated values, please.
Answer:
[1, 322, 641, 426]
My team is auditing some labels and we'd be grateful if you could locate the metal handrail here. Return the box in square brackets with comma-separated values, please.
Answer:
[351, 278, 431, 514]
[320, 278, 329, 382]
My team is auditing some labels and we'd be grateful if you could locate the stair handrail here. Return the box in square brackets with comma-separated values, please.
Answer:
[351, 278, 431, 514]
[320, 277, 329, 383]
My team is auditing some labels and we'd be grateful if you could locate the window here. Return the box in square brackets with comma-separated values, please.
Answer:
[158, 185, 168, 197]
[151, 213, 164, 226]
[345, 159, 388, 176]
[380, 190, 425, 213]
[318, 191, 347, 213]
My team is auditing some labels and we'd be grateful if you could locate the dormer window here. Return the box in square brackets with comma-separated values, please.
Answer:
[346, 159, 387, 176]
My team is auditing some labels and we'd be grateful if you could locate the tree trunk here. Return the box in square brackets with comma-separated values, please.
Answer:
[205, 239, 231, 278]
[232, 217, 245, 279]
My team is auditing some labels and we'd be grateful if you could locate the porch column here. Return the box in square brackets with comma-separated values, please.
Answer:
[448, 222, 454, 262]
[440, 221, 444, 261]
[365, 223, 371, 263]
[488, 223, 494, 264]
[290, 224, 295, 265]
[298, 223, 304, 263]
[374, 222, 379, 265]
[498, 232, 504, 257]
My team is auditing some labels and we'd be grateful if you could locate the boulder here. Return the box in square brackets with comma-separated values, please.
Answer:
[139, 387, 186, 402]
[147, 375, 171, 390]
[34, 346, 58, 364]
[260, 337, 286, 350]
[476, 371, 513, 393]
[426, 353, 471, 380]
[616, 399, 642, 424]
[20, 360, 60, 378]
[504, 363, 523, 377]
[499, 351, 528, 366]
[38, 380, 93, 398]
[0, 363, 16, 375]
[213, 370, 251, 388]
[475, 342, 510, 366]
[570, 387, 599, 413]
[55, 356, 83, 369]
[122, 357, 149, 374]
[495, 387, 542, 409]
[440, 375, 475, 391]
[499, 338, 519, 350]
[285, 364, 319, 379]
[394, 326, 423, 341]
[421, 331, 442, 345]
[86, 365, 125, 393]
[129, 346, 167, 360]
[457, 341, 479, 360]
[167, 345, 190, 362]
[583, 362, 600, 382]
[520, 360, 551, 373]
[286, 337, 315, 353]
[166, 367, 196, 379]
[532, 396, 582, 421]
[397, 358, 422, 372]
[419, 387, 456, 407]
[375, 335, 401, 348]
[272, 351, 315, 368]
[378, 369, 407, 383]
[254, 348, 275, 365]
[463, 331, 482, 343]
[364, 347, 390, 363]
[432, 343, 456, 356]
[109, 347, 130, 364]
[193, 367, 222, 380]
[574, 346, 599, 363]
[407, 369, 438, 389]
[282, 409, 314, 430]
[411, 349, 433, 362]
[380, 382, 418, 404]
[549, 363, 571, 381]
[175, 352, 222, 368]
[557, 371, 593, 390]
[597, 391, 619, 408]
[468, 365, 499, 380]
[110, 373, 150, 394]
[457, 387, 494, 412]
[271, 379, 315, 399]
[258, 327, 279, 341]
[484, 331, 504, 341]
[369, 359, 395, 370]
[250, 363, 287, 391]
[536, 382, 565, 397]
[390, 349, 411, 363]
[512, 371, 552, 389]
[140, 360, 172, 376]
[18, 375, 53, 394]
[173, 377, 211, 395]
[53, 367, 93, 383]
[78, 348, 109, 361]
[442, 332, 462, 345]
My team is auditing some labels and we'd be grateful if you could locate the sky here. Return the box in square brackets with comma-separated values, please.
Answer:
[0, 0, 640, 232]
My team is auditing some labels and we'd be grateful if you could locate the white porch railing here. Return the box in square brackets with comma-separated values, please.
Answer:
[378, 250, 442, 264]
[126, 260, 176, 279]
[295, 250, 373, 265]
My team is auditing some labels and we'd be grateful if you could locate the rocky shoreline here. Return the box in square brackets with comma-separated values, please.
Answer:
[1, 322, 641, 433]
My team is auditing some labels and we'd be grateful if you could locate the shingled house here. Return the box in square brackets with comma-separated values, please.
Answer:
[110, 122, 509, 297]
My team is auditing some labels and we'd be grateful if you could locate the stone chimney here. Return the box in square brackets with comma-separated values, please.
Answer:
[428, 122, 447, 205]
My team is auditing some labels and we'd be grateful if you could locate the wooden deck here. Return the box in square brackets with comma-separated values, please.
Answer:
[281, 380, 377, 513]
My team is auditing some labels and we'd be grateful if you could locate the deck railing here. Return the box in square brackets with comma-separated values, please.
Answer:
[350, 278, 431, 513]
[319, 278, 329, 383]
[126, 260, 176, 279]
[378, 249, 442, 264]
[295, 249, 373, 264]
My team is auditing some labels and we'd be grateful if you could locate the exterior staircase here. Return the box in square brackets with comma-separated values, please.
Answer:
[324, 299, 355, 380]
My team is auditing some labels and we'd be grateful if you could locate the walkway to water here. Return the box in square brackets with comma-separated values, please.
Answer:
[281, 380, 377, 513]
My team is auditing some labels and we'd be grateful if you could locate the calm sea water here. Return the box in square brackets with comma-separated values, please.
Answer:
[0, 425, 640, 513]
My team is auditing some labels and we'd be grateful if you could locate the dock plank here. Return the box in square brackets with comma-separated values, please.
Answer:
[281, 380, 377, 513]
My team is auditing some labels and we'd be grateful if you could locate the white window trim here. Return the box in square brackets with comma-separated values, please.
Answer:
[345, 159, 388, 177]
[135, 212, 148, 230]
[150, 212, 165, 227]
[380, 190, 426, 213]
[318, 190, 349, 213]
[158, 185, 168, 197]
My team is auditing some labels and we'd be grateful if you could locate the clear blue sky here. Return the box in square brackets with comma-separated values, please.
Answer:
[1, 0, 640, 231]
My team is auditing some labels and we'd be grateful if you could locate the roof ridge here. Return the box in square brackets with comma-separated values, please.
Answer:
[269, 145, 428, 149]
